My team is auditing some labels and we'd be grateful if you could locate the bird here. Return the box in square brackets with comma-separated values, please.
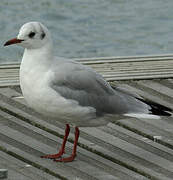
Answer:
[4, 21, 172, 162]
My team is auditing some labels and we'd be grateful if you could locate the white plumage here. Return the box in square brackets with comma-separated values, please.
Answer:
[4, 21, 172, 162]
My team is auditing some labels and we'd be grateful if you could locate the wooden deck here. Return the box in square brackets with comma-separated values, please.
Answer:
[0, 54, 173, 180]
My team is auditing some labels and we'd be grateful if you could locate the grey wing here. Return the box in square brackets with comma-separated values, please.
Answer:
[51, 60, 149, 116]
[112, 85, 142, 99]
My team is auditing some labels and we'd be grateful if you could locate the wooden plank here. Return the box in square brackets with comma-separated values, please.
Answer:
[111, 81, 173, 144]
[0, 81, 19, 87]
[81, 127, 173, 173]
[0, 89, 148, 180]
[118, 118, 173, 147]
[0, 140, 75, 180]
[0, 54, 172, 86]
[0, 72, 173, 87]
[1, 62, 172, 74]
[106, 74, 173, 81]
[96, 68, 173, 74]
[0, 63, 19, 69]
[1, 87, 173, 179]
[133, 82, 173, 105]
[155, 79, 173, 89]
[0, 114, 158, 180]
[121, 81, 173, 104]
[0, 151, 57, 180]
[105, 123, 173, 160]
[137, 80, 173, 99]
[89, 61, 173, 69]
[0, 111, 144, 180]
[103, 71, 173, 78]
[75, 54, 173, 64]
[0, 55, 173, 179]
[112, 82, 173, 109]
[0, 125, 120, 180]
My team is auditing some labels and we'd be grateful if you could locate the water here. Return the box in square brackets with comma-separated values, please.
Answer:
[1, 0, 173, 63]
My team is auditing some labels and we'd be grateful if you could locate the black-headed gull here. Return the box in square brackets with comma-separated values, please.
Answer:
[4, 22, 172, 162]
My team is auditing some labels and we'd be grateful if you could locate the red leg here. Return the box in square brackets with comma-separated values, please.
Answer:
[54, 127, 79, 162]
[41, 124, 70, 159]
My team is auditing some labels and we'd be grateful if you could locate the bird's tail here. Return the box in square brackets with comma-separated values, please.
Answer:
[138, 98, 172, 116]
[124, 98, 172, 119]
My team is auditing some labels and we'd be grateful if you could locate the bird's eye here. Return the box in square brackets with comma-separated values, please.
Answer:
[28, 32, 36, 38]
[41, 32, 46, 39]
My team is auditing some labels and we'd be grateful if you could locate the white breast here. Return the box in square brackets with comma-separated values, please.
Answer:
[20, 58, 97, 126]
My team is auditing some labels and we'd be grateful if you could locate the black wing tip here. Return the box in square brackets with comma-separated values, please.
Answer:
[149, 108, 172, 116]
[137, 98, 172, 117]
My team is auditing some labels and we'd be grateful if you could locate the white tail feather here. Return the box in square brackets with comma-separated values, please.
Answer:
[124, 113, 160, 119]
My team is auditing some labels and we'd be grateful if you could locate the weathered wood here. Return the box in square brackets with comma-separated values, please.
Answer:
[75, 54, 173, 63]
[0, 54, 173, 87]
[0, 55, 173, 180]
[0, 87, 149, 180]
[0, 84, 173, 179]
[0, 151, 57, 180]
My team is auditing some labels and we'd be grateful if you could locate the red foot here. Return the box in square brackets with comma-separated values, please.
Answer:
[41, 124, 70, 159]
[41, 125, 79, 163]
[54, 154, 76, 162]
[54, 127, 79, 163]
[41, 151, 63, 159]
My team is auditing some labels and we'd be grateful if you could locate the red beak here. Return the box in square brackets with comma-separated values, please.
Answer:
[4, 38, 24, 46]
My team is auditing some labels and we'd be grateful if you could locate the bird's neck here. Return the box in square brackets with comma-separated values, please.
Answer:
[21, 42, 53, 72]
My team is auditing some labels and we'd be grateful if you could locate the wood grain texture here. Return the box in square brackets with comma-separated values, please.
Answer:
[0, 55, 173, 179]
[0, 54, 173, 87]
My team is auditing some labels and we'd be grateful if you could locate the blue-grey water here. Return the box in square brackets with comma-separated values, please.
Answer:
[1, 0, 173, 63]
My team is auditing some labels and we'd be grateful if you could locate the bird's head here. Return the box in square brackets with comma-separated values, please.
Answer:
[4, 22, 51, 49]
